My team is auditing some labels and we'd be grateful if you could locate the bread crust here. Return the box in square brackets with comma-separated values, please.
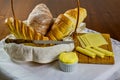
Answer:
[27, 3, 53, 35]
[47, 7, 87, 40]
[64, 8, 87, 25]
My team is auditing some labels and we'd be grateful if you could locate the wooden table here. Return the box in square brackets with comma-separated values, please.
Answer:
[0, 0, 120, 41]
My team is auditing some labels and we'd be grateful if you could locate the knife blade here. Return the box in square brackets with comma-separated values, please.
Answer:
[5, 38, 74, 45]
[33, 40, 74, 45]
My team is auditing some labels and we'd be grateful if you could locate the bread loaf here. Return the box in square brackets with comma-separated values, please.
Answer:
[64, 8, 87, 26]
[5, 5, 87, 41]
[27, 3, 53, 35]
[5, 17, 49, 40]
[47, 7, 87, 40]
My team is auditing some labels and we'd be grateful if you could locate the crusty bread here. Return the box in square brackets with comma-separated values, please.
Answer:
[5, 7, 87, 41]
[27, 3, 53, 35]
[47, 31, 57, 40]
[57, 14, 73, 25]
[5, 17, 49, 40]
[64, 8, 87, 26]
[47, 7, 87, 40]
[51, 27, 64, 40]
[47, 14, 74, 40]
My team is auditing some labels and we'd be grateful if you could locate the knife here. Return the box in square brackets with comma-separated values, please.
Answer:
[5, 38, 74, 45]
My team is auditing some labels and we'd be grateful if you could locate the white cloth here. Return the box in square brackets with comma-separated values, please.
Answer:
[0, 28, 120, 80]
[4, 36, 74, 63]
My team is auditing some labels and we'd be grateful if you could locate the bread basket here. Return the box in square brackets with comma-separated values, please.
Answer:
[4, 35, 74, 63]
[4, 0, 87, 63]
[4, 22, 86, 63]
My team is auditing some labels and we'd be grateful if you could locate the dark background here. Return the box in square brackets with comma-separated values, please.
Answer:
[0, 0, 120, 41]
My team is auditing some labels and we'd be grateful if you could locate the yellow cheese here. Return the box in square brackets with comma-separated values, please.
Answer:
[93, 47, 114, 57]
[76, 46, 96, 58]
[77, 33, 108, 47]
[84, 33, 108, 47]
[77, 36, 86, 48]
[80, 35, 90, 47]
[59, 52, 78, 64]
[85, 47, 105, 58]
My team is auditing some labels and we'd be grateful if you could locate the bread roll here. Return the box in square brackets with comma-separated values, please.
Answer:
[27, 3, 53, 35]
[47, 7, 87, 40]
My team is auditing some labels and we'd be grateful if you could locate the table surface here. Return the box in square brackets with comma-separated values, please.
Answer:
[0, 0, 120, 41]
[0, 28, 120, 80]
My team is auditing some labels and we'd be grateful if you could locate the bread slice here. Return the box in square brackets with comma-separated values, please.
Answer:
[5, 18, 17, 38]
[5, 17, 49, 41]
[47, 31, 57, 40]
[51, 27, 64, 40]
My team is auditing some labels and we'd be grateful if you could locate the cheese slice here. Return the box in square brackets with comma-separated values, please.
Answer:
[77, 36, 86, 48]
[80, 35, 91, 47]
[84, 33, 108, 47]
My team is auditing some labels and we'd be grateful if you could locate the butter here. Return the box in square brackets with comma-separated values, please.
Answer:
[59, 52, 78, 64]
[76, 46, 96, 58]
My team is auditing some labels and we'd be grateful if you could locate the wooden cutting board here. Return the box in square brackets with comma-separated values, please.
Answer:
[73, 33, 114, 64]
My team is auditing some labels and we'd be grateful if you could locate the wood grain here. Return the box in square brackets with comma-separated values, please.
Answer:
[0, 0, 120, 41]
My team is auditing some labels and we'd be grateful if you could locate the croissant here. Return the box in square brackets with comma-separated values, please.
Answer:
[47, 7, 87, 40]
[27, 3, 53, 35]
[5, 17, 49, 41]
